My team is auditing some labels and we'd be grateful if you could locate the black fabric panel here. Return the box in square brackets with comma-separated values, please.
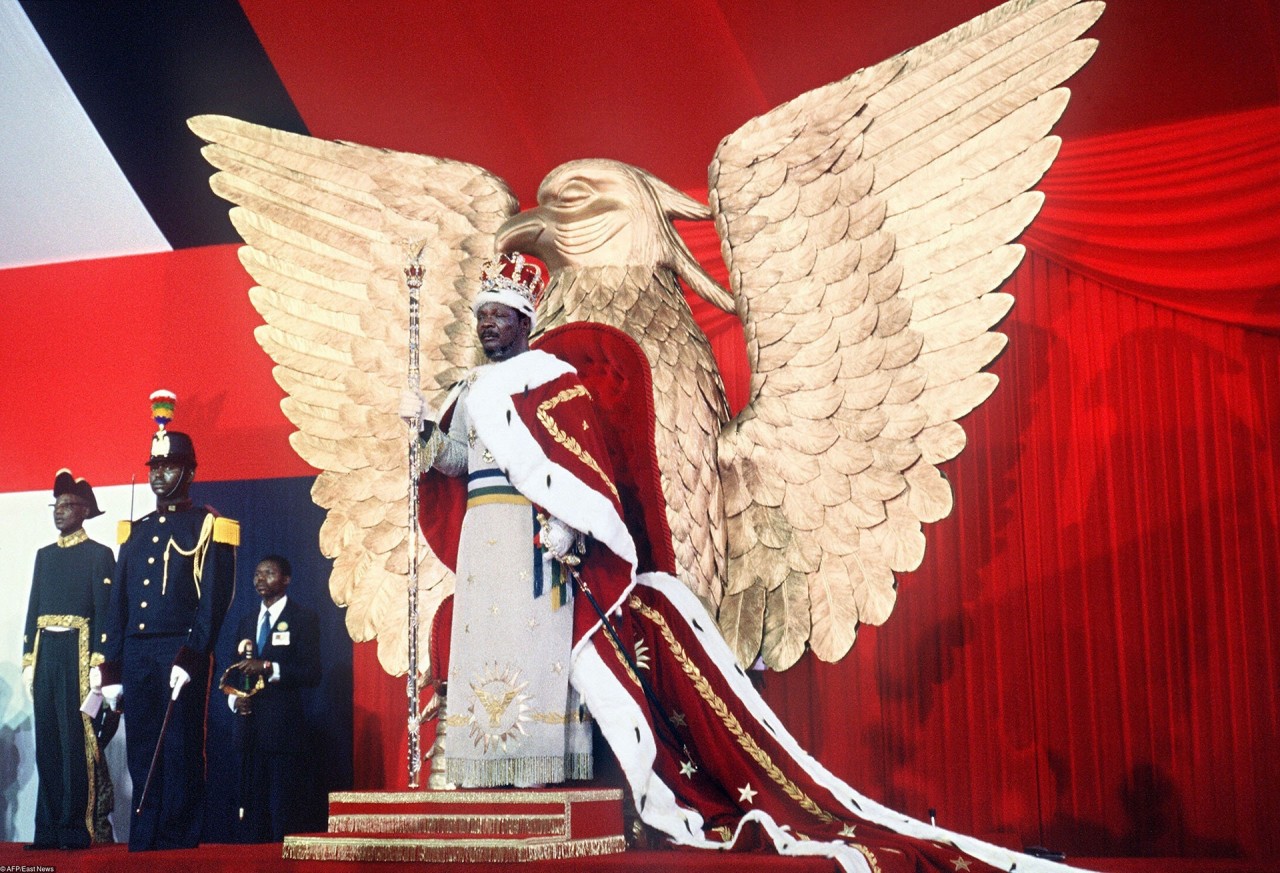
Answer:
[20, 0, 307, 250]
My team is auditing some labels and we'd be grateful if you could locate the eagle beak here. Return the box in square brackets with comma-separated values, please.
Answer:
[495, 210, 552, 266]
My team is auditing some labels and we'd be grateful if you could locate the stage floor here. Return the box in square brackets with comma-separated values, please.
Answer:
[2, 842, 1279, 873]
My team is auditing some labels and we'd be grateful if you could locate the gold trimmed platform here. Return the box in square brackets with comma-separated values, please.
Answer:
[283, 788, 627, 862]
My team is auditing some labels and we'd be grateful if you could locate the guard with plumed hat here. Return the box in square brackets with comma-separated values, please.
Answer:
[97, 391, 239, 851]
[22, 469, 116, 848]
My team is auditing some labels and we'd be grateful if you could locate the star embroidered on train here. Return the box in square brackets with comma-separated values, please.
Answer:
[737, 784, 757, 804]
[670, 711, 687, 727]
[951, 858, 971, 871]
[839, 824, 857, 837]
[679, 759, 697, 779]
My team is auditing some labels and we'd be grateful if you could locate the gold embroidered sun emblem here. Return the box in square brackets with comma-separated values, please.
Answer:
[466, 662, 533, 754]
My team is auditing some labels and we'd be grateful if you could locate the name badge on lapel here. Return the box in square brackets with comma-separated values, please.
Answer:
[272, 631, 291, 646]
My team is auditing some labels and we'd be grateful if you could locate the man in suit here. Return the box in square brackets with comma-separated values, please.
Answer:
[99, 407, 239, 851]
[22, 470, 116, 849]
[226, 554, 322, 842]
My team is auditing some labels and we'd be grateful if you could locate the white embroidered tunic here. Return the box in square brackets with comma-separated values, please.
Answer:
[434, 369, 592, 787]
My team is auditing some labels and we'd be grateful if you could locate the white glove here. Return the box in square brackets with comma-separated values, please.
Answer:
[23, 665, 34, 699]
[89, 665, 103, 691]
[169, 665, 191, 700]
[399, 388, 434, 429]
[102, 684, 123, 711]
[542, 516, 581, 560]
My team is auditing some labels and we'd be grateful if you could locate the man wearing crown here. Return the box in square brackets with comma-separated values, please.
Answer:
[403, 254, 637, 788]
[21, 470, 116, 849]
[97, 400, 239, 850]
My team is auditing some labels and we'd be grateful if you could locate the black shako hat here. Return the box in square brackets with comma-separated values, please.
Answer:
[148, 430, 198, 468]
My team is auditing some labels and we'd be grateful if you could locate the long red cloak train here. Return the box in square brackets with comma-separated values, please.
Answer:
[419, 322, 1090, 873]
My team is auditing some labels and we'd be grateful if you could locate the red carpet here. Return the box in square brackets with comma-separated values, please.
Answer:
[3, 843, 1278, 873]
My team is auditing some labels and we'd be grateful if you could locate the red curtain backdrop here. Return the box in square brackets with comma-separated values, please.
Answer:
[352, 106, 1280, 860]
[1025, 106, 1280, 332]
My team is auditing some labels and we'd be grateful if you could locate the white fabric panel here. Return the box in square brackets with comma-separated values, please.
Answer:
[0, 0, 170, 269]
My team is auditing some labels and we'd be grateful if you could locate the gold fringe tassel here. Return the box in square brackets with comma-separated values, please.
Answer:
[282, 834, 626, 863]
[328, 812, 565, 836]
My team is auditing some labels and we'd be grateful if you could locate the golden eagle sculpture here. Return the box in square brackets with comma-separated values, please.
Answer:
[191, 0, 1102, 677]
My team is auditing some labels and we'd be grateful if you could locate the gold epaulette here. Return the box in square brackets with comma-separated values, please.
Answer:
[117, 520, 132, 545]
[213, 516, 240, 546]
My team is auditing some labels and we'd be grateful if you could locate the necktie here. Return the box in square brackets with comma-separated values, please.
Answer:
[257, 610, 270, 654]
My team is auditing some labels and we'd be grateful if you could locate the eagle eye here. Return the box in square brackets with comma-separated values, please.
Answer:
[556, 179, 593, 206]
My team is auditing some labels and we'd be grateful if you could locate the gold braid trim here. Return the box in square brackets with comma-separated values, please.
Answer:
[628, 595, 834, 824]
[602, 622, 643, 690]
[443, 710, 590, 727]
[327, 788, 623, 804]
[536, 386, 618, 499]
[852, 842, 883, 872]
[163, 513, 215, 597]
[526, 710, 592, 724]
[33, 616, 97, 836]
[283, 834, 626, 863]
[57, 529, 88, 548]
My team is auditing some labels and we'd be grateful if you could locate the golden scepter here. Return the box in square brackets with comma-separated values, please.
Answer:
[403, 242, 426, 789]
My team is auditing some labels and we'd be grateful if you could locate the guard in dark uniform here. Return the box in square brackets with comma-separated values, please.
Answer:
[22, 470, 116, 849]
[98, 393, 238, 851]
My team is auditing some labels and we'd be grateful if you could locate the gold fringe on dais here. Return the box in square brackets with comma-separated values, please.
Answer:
[282, 834, 626, 863]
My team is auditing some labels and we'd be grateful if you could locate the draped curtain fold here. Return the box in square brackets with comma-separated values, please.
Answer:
[1024, 105, 1280, 333]
[352, 106, 1280, 860]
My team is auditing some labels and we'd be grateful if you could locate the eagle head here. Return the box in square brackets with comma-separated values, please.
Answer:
[496, 159, 733, 312]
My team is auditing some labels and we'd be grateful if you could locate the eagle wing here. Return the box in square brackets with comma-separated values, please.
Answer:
[189, 114, 517, 676]
[711, 0, 1102, 668]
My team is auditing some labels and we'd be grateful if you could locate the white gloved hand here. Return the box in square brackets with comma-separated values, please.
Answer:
[89, 665, 103, 691]
[399, 388, 433, 429]
[23, 665, 34, 699]
[102, 684, 123, 711]
[542, 516, 581, 560]
[169, 665, 191, 701]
